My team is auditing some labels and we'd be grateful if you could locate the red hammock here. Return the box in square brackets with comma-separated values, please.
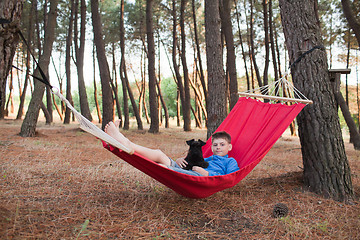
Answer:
[103, 97, 306, 198]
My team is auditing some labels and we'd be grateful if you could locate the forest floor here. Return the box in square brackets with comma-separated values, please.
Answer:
[0, 118, 359, 239]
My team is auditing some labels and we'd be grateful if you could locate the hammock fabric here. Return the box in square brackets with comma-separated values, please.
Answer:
[103, 97, 306, 198]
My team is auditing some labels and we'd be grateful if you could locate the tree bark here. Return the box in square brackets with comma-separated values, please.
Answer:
[155, 75, 169, 128]
[146, 0, 159, 133]
[234, 0, 250, 91]
[262, 0, 269, 90]
[341, 0, 360, 45]
[172, 0, 185, 129]
[92, 43, 102, 124]
[249, 0, 263, 88]
[5, 69, 13, 116]
[74, 0, 93, 121]
[91, 0, 114, 129]
[192, 0, 207, 105]
[111, 44, 126, 128]
[64, 0, 75, 124]
[335, 91, 360, 150]
[45, 85, 53, 123]
[120, 0, 143, 130]
[180, 0, 192, 131]
[0, 0, 23, 119]
[16, 0, 35, 120]
[279, 0, 354, 201]
[20, 0, 58, 137]
[205, 0, 226, 138]
[220, 0, 238, 110]
[269, 0, 278, 83]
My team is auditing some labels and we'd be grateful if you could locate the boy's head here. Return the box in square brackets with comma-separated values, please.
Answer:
[211, 131, 231, 144]
[211, 131, 232, 157]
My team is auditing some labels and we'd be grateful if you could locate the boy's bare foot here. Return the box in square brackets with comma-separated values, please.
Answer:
[104, 121, 132, 148]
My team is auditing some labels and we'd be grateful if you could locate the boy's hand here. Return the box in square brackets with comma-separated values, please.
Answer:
[192, 166, 209, 176]
[175, 157, 188, 168]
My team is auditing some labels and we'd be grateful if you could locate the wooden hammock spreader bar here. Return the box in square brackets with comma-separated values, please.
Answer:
[238, 92, 313, 104]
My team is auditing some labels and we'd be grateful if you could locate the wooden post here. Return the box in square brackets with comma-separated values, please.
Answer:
[329, 69, 351, 93]
[329, 69, 360, 149]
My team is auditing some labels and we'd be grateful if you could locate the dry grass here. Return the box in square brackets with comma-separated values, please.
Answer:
[0, 119, 359, 239]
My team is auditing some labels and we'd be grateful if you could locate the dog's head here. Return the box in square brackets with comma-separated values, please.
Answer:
[184, 139, 208, 169]
[186, 139, 206, 149]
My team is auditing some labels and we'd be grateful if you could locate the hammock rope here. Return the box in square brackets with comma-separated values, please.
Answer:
[51, 87, 134, 155]
[238, 46, 324, 105]
[238, 72, 313, 104]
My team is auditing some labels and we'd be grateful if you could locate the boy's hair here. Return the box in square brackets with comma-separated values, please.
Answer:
[211, 131, 231, 143]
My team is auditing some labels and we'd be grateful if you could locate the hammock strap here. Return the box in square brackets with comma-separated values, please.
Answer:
[17, 29, 53, 88]
[1, 18, 51, 88]
[289, 45, 325, 70]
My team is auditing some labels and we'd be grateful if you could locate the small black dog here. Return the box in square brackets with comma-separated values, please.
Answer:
[182, 139, 209, 170]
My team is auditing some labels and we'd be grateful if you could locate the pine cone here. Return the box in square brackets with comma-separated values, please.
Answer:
[272, 203, 289, 218]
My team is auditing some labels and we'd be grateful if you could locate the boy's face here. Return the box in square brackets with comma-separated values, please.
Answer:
[211, 138, 232, 157]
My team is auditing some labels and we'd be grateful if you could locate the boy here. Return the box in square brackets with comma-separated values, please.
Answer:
[104, 121, 239, 176]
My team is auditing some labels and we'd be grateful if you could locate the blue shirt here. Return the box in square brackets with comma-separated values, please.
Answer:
[204, 155, 240, 176]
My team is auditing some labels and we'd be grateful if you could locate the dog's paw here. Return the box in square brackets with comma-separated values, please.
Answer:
[200, 161, 209, 168]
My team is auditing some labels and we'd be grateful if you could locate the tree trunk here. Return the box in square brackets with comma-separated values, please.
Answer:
[92, 44, 102, 124]
[20, 0, 58, 137]
[74, 0, 93, 122]
[341, 0, 360, 45]
[274, 26, 283, 78]
[120, 0, 143, 130]
[45, 85, 53, 123]
[40, 101, 51, 124]
[91, 0, 114, 129]
[176, 91, 181, 126]
[5, 70, 13, 116]
[205, 0, 226, 138]
[192, 0, 207, 104]
[249, 0, 263, 88]
[262, 0, 269, 90]
[335, 91, 360, 150]
[269, 0, 278, 83]
[64, 0, 75, 124]
[140, 51, 150, 124]
[220, 0, 238, 110]
[16, 0, 34, 120]
[180, 0, 191, 131]
[172, 0, 185, 129]
[110, 45, 126, 128]
[155, 76, 169, 128]
[279, 0, 354, 201]
[189, 75, 207, 120]
[146, 0, 159, 133]
[52, 93, 63, 121]
[0, 0, 23, 119]
[120, 62, 129, 129]
[234, 0, 250, 91]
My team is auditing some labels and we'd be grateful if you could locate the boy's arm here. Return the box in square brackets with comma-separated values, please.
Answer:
[192, 166, 209, 176]
[227, 158, 240, 173]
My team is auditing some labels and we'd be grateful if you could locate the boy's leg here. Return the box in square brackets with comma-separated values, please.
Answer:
[105, 121, 171, 167]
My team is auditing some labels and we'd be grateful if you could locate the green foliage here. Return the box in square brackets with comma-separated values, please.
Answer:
[99, 0, 121, 46]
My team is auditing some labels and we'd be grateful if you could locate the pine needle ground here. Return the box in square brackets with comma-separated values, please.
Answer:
[0, 120, 359, 239]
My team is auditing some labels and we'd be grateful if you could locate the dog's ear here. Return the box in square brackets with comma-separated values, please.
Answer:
[198, 139, 206, 146]
[186, 139, 195, 145]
